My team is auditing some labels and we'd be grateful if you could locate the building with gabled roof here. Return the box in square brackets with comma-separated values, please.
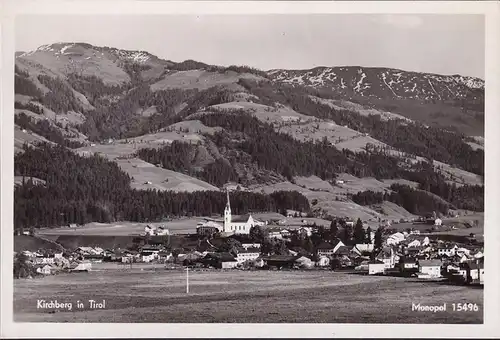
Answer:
[317, 240, 345, 257]
[222, 191, 262, 235]
[418, 259, 442, 279]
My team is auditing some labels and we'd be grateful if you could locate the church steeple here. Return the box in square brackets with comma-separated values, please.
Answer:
[226, 190, 231, 210]
[224, 189, 232, 232]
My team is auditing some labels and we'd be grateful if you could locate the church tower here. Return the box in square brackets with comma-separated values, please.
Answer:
[223, 190, 232, 232]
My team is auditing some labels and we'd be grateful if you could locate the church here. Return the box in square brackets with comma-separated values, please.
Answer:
[196, 191, 264, 236]
[223, 191, 262, 234]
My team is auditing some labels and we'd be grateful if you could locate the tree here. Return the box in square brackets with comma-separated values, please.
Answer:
[172, 248, 182, 264]
[330, 219, 339, 240]
[220, 238, 242, 256]
[13, 252, 34, 279]
[374, 227, 384, 250]
[342, 224, 352, 245]
[365, 226, 373, 244]
[249, 225, 266, 243]
[353, 218, 365, 244]
[261, 239, 274, 255]
[273, 239, 288, 255]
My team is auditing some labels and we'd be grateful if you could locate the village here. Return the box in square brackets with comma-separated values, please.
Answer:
[14, 193, 485, 287]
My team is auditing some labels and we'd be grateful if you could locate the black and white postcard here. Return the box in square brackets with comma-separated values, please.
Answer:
[1, 0, 499, 338]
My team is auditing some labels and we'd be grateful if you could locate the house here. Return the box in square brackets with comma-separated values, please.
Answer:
[235, 247, 260, 264]
[438, 245, 458, 257]
[76, 246, 91, 254]
[398, 257, 419, 276]
[35, 264, 54, 275]
[69, 261, 92, 272]
[459, 260, 484, 284]
[434, 218, 443, 226]
[409, 229, 421, 235]
[345, 220, 354, 227]
[418, 260, 442, 279]
[156, 226, 169, 236]
[196, 221, 222, 236]
[316, 256, 330, 267]
[241, 243, 261, 250]
[298, 227, 313, 237]
[376, 247, 396, 269]
[333, 245, 352, 257]
[355, 260, 370, 272]
[295, 256, 315, 269]
[407, 239, 421, 248]
[368, 260, 386, 275]
[286, 209, 307, 218]
[267, 227, 284, 240]
[140, 246, 161, 262]
[317, 240, 344, 257]
[280, 229, 291, 238]
[263, 255, 299, 269]
[354, 243, 374, 253]
[455, 247, 471, 257]
[201, 253, 238, 269]
[121, 254, 135, 263]
[386, 232, 405, 245]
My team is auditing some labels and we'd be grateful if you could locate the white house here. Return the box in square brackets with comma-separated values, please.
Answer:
[236, 248, 261, 264]
[368, 261, 386, 275]
[386, 232, 405, 245]
[34, 256, 55, 265]
[316, 256, 330, 267]
[36, 264, 54, 275]
[407, 239, 421, 248]
[354, 243, 374, 253]
[242, 243, 261, 250]
[434, 218, 442, 226]
[418, 260, 442, 278]
[144, 224, 169, 236]
[70, 261, 92, 272]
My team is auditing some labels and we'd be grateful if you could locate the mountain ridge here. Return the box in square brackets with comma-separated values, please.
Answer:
[13, 42, 484, 230]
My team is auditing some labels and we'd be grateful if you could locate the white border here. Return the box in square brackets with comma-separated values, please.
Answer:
[1, 1, 499, 338]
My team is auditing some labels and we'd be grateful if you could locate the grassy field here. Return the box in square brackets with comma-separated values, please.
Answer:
[37, 218, 203, 236]
[13, 269, 482, 323]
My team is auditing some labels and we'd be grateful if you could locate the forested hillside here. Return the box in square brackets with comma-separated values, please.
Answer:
[13, 42, 484, 230]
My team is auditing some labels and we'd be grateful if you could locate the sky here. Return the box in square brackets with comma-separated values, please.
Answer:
[15, 14, 485, 78]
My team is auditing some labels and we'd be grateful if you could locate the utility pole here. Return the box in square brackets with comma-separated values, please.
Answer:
[186, 267, 189, 294]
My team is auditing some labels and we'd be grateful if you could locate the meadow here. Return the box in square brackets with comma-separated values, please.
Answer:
[14, 268, 483, 323]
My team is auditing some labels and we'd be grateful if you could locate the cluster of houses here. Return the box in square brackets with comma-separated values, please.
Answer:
[143, 224, 169, 236]
[15, 195, 483, 286]
[16, 249, 92, 276]
[353, 231, 484, 285]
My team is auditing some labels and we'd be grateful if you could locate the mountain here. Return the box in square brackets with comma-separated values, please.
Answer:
[268, 66, 484, 101]
[268, 66, 484, 136]
[13, 42, 484, 231]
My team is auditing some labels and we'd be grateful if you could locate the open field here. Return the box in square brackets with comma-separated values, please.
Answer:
[37, 218, 203, 236]
[14, 269, 482, 323]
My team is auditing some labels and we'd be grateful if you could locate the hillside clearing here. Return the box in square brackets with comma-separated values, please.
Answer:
[115, 158, 219, 192]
